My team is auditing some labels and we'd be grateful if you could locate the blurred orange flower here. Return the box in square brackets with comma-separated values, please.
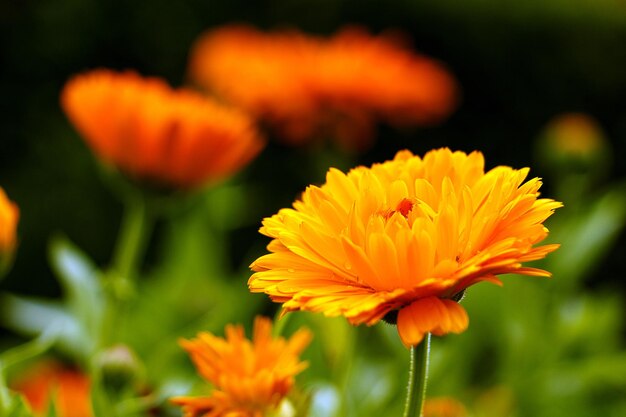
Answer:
[424, 397, 469, 417]
[11, 361, 92, 417]
[189, 25, 457, 150]
[249, 148, 561, 347]
[544, 113, 604, 155]
[0, 187, 19, 254]
[61, 69, 264, 189]
[172, 316, 312, 417]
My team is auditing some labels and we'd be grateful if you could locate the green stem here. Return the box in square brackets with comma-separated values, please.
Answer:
[112, 194, 150, 286]
[97, 194, 153, 416]
[403, 333, 431, 417]
[337, 325, 356, 417]
[102, 193, 152, 346]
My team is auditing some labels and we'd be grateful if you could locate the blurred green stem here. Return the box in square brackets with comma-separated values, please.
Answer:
[403, 334, 430, 417]
[337, 326, 356, 417]
[103, 193, 152, 346]
[112, 193, 151, 288]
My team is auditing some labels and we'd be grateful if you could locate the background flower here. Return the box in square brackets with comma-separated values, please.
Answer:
[250, 148, 561, 346]
[61, 69, 265, 190]
[11, 361, 92, 417]
[0, 187, 19, 276]
[0, 187, 19, 254]
[172, 316, 312, 417]
[423, 397, 468, 417]
[188, 25, 457, 150]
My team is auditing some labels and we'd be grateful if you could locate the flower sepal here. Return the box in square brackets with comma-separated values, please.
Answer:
[94, 344, 143, 395]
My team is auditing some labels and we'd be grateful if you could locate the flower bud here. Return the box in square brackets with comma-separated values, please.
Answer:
[536, 112, 610, 201]
[95, 344, 143, 393]
[537, 113, 610, 176]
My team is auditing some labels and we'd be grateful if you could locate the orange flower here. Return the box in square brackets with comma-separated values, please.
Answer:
[544, 113, 605, 155]
[424, 397, 469, 417]
[249, 148, 562, 347]
[11, 361, 92, 417]
[61, 69, 264, 189]
[0, 187, 19, 254]
[172, 316, 312, 417]
[189, 25, 457, 150]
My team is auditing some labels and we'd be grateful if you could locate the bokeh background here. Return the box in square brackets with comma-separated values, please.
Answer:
[1, 1, 626, 416]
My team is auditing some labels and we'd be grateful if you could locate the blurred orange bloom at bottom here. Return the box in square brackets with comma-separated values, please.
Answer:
[11, 362, 92, 417]
[424, 397, 469, 417]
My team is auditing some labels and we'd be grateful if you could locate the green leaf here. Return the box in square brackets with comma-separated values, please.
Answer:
[48, 235, 105, 352]
[0, 293, 84, 360]
[548, 185, 626, 289]
[121, 269, 262, 383]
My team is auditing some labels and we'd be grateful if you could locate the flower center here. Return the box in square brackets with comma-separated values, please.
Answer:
[381, 197, 415, 220]
[395, 198, 415, 218]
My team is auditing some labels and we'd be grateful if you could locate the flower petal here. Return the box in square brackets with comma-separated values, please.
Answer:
[397, 297, 469, 347]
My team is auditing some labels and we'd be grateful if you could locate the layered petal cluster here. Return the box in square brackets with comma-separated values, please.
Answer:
[172, 316, 312, 417]
[0, 187, 19, 254]
[249, 148, 562, 347]
[189, 25, 457, 149]
[11, 361, 92, 417]
[61, 69, 264, 189]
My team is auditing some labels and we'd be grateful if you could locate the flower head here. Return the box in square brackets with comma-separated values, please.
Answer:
[172, 316, 312, 417]
[11, 361, 92, 417]
[61, 69, 264, 189]
[249, 148, 562, 347]
[0, 187, 19, 274]
[189, 25, 457, 150]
